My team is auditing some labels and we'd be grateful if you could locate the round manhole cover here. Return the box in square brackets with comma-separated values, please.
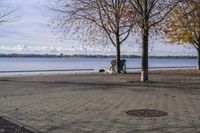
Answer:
[126, 109, 168, 117]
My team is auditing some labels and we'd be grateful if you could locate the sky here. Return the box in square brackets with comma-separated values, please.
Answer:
[0, 0, 197, 56]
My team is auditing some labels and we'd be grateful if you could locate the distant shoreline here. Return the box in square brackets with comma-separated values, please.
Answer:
[0, 53, 197, 59]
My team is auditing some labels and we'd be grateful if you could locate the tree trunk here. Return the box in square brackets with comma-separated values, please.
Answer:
[115, 4, 121, 74]
[141, 0, 149, 82]
[141, 27, 149, 82]
[197, 48, 200, 70]
[116, 36, 121, 73]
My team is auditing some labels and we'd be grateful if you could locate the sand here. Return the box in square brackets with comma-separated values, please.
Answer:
[0, 69, 200, 133]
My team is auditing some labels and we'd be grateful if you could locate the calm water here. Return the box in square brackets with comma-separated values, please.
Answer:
[0, 57, 197, 76]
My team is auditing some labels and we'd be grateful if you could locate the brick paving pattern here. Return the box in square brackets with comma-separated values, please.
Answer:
[0, 70, 200, 133]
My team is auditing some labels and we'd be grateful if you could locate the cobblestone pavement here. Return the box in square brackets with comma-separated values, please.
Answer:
[0, 70, 200, 133]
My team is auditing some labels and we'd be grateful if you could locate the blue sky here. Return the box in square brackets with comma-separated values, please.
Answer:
[0, 0, 196, 56]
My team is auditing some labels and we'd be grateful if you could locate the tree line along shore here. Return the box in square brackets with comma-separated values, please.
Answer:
[0, 53, 197, 59]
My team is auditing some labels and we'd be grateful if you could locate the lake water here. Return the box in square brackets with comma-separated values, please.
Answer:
[0, 57, 197, 76]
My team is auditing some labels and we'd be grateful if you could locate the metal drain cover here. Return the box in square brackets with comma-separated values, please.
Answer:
[126, 109, 168, 117]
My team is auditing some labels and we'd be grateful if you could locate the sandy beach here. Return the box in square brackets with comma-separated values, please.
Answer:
[0, 69, 200, 133]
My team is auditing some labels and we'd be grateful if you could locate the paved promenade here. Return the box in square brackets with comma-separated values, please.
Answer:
[0, 70, 200, 133]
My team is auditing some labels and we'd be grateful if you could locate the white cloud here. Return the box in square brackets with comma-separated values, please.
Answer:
[0, 44, 116, 55]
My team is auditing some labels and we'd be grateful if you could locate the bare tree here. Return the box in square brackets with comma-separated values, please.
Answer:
[0, 0, 17, 25]
[51, 0, 135, 73]
[129, 0, 184, 82]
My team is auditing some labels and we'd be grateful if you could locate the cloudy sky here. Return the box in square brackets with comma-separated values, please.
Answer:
[0, 0, 196, 56]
